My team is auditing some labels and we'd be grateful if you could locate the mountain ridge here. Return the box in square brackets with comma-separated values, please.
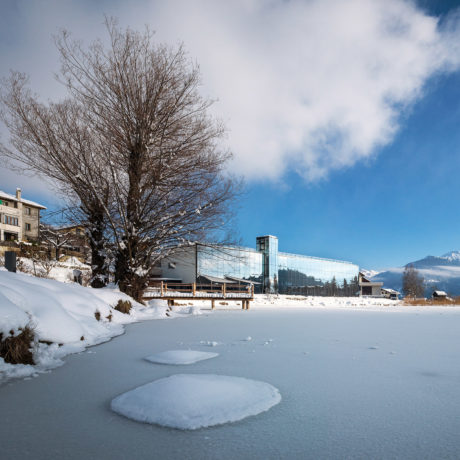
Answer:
[371, 250, 460, 296]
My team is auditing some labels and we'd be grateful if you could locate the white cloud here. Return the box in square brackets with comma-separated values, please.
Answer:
[1, 0, 460, 193]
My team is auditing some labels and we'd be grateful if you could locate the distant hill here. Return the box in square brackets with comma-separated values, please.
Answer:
[371, 251, 460, 296]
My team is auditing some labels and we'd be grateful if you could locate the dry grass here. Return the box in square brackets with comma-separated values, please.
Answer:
[0, 326, 35, 365]
[115, 299, 132, 314]
[403, 296, 460, 306]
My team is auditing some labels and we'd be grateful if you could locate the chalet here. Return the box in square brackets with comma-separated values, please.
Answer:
[358, 272, 383, 297]
[432, 290, 448, 300]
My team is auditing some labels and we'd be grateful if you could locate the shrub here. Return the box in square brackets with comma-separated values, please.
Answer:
[115, 299, 132, 314]
[94, 310, 101, 321]
[0, 326, 35, 365]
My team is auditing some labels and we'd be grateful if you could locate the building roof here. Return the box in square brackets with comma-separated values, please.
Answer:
[224, 275, 261, 285]
[381, 288, 400, 294]
[198, 274, 237, 284]
[433, 290, 447, 296]
[0, 190, 47, 210]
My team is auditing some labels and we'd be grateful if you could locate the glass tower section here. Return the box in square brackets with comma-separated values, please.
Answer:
[256, 235, 279, 293]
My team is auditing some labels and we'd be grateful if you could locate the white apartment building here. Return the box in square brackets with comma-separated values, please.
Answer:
[0, 188, 46, 242]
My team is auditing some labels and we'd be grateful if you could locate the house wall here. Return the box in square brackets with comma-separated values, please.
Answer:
[160, 246, 197, 283]
[0, 191, 43, 242]
[0, 201, 22, 241]
[22, 205, 40, 241]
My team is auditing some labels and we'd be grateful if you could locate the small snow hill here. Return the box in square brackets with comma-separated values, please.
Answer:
[371, 251, 460, 296]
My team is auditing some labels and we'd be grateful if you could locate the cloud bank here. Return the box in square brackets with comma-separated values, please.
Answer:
[2, 0, 460, 190]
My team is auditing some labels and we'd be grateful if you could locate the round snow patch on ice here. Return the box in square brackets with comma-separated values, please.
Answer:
[144, 350, 218, 365]
[111, 374, 281, 430]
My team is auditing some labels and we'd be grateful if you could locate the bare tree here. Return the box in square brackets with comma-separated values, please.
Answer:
[52, 20, 238, 301]
[39, 223, 73, 261]
[402, 264, 425, 298]
[0, 78, 112, 287]
[1, 19, 238, 301]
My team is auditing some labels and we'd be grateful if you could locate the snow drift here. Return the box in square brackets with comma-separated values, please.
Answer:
[0, 269, 194, 383]
[111, 374, 281, 430]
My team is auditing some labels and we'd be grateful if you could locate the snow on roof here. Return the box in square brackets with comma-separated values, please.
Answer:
[433, 290, 447, 296]
[381, 288, 400, 294]
[0, 190, 46, 209]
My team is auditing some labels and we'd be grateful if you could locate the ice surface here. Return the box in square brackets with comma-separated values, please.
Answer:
[5, 306, 460, 458]
[111, 374, 281, 429]
[144, 350, 218, 365]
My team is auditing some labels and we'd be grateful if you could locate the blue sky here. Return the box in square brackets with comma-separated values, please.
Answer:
[238, 69, 460, 269]
[1, 0, 460, 271]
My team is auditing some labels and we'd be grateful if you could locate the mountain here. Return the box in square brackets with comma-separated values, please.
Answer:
[371, 251, 460, 296]
[360, 269, 380, 278]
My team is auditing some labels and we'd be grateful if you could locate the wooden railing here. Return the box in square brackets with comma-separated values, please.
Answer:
[144, 281, 254, 309]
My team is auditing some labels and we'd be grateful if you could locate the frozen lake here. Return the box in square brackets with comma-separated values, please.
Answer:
[2, 305, 460, 459]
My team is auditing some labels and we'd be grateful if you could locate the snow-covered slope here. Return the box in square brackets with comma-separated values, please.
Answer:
[0, 269, 197, 383]
[360, 269, 380, 278]
[371, 250, 460, 296]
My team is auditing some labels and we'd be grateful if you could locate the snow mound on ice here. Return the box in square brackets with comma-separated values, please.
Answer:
[111, 374, 281, 429]
[144, 350, 218, 365]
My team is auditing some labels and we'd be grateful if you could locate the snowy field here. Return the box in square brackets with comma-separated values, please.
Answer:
[2, 293, 460, 458]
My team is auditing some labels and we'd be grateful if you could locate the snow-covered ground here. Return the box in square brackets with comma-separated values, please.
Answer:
[2, 291, 460, 457]
[17, 255, 91, 283]
[4, 274, 460, 457]
[0, 269, 199, 383]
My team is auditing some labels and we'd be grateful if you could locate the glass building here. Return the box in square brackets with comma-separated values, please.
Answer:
[162, 235, 359, 295]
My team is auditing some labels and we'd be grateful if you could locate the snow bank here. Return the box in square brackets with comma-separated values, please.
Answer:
[0, 271, 196, 383]
[144, 350, 218, 365]
[111, 374, 281, 429]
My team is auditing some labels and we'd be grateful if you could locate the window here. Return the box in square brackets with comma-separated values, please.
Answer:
[76, 228, 81, 235]
[25, 223, 31, 231]
[13, 202, 17, 208]
[4, 215, 18, 226]
[25, 207, 31, 215]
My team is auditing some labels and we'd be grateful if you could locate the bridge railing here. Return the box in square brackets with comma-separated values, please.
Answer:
[144, 281, 254, 299]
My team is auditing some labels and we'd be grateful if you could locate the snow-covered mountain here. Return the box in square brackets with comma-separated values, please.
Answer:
[371, 250, 460, 296]
[360, 269, 380, 279]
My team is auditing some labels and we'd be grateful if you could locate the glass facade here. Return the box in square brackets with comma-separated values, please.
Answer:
[195, 237, 359, 296]
[278, 252, 359, 295]
[196, 244, 263, 287]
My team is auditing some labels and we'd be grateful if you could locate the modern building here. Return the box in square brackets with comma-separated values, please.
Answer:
[157, 235, 360, 295]
[0, 188, 46, 242]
